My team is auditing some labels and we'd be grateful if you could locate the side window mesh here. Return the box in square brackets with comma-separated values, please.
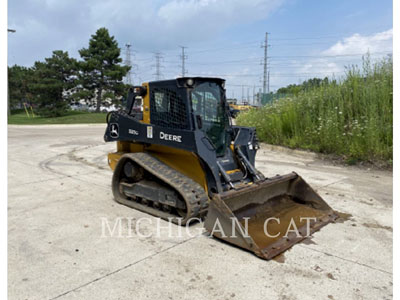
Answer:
[150, 87, 188, 129]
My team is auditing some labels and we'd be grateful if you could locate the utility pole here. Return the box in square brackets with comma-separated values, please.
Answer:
[124, 43, 132, 85]
[267, 70, 270, 93]
[153, 52, 164, 81]
[241, 85, 244, 103]
[261, 32, 269, 95]
[179, 46, 187, 77]
[253, 85, 255, 105]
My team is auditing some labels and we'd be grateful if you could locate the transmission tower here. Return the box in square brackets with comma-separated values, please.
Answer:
[261, 32, 270, 94]
[153, 52, 164, 81]
[253, 85, 255, 105]
[124, 43, 132, 85]
[179, 46, 188, 77]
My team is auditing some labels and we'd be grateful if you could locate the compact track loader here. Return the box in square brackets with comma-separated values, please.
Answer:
[104, 77, 337, 260]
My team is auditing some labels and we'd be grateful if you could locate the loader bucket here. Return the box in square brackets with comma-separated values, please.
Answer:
[204, 172, 337, 260]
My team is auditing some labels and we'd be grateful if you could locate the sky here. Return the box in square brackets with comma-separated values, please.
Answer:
[7, 0, 393, 102]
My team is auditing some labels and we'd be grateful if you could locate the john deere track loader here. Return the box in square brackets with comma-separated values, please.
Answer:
[104, 77, 337, 260]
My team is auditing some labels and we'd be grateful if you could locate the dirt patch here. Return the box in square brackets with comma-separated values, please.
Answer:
[67, 146, 108, 170]
[272, 253, 286, 263]
[301, 238, 317, 245]
[362, 223, 392, 232]
[326, 273, 337, 280]
[313, 265, 323, 272]
[333, 211, 353, 223]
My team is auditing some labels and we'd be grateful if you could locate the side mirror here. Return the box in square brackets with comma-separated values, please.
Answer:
[196, 115, 203, 129]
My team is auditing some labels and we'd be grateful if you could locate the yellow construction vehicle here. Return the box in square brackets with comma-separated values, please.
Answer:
[104, 77, 337, 260]
[228, 101, 253, 118]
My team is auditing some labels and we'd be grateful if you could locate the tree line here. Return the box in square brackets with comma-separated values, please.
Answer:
[8, 27, 130, 117]
[276, 77, 331, 96]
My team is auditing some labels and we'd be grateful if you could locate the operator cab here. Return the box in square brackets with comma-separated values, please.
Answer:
[146, 78, 231, 156]
[123, 78, 232, 157]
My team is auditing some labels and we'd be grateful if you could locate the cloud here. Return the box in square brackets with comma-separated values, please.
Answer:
[8, 0, 285, 66]
[322, 29, 393, 56]
[268, 29, 393, 90]
[158, 0, 283, 29]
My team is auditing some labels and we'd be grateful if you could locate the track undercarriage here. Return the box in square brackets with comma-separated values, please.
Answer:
[112, 152, 209, 225]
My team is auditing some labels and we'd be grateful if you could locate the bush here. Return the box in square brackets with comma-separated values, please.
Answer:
[237, 56, 393, 165]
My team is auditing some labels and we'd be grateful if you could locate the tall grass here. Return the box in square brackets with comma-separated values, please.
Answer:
[237, 56, 393, 165]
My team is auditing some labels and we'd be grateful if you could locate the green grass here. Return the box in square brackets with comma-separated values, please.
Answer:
[237, 57, 393, 166]
[8, 110, 108, 125]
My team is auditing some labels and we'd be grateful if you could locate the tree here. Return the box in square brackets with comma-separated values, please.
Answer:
[8, 65, 35, 110]
[30, 50, 78, 117]
[276, 77, 330, 95]
[78, 27, 130, 112]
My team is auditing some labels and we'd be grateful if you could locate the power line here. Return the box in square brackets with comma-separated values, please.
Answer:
[270, 42, 339, 47]
[268, 29, 392, 41]
[269, 51, 392, 59]
[160, 30, 389, 55]
[226, 83, 279, 88]
[187, 73, 262, 77]
[226, 84, 263, 87]
[184, 51, 391, 66]
[268, 33, 357, 41]
[189, 42, 260, 54]
[269, 72, 346, 77]
[178, 72, 345, 78]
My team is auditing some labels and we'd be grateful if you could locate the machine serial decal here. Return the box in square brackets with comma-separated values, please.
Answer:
[147, 126, 153, 138]
[128, 129, 139, 135]
[160, 131, 182, 143]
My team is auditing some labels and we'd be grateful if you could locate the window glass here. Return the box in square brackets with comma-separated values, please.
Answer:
[191, 82, 228, 155]
[154, 92, 168, 112]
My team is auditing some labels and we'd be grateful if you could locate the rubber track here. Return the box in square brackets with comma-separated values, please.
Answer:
[115, 152, 209, 225]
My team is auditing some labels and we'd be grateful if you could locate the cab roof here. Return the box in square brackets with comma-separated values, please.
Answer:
[148, 77, 225, 86]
